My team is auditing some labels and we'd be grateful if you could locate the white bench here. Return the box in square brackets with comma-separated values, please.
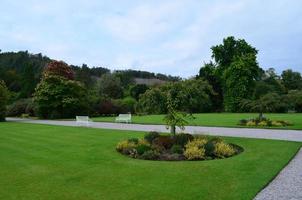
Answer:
[115, 114, 132, 123]
[76, 116, 90, 126]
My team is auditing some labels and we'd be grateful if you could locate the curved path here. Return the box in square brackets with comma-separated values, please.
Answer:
[6, 118, 302, 200]
[6, 117, 302, 142]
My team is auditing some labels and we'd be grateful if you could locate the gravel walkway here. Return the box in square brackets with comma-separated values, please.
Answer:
[6, 117, 302, 199]
[6, 117, 302, 142]
[254, 148, 302, 200]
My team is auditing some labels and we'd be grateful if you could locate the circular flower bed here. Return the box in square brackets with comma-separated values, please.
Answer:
[116, 132, 243, 161]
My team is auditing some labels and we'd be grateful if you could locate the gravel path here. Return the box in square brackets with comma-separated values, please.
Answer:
[254, 148, 302, 200]
[6, 117, 302, 199]
[6, 117, 302, 142]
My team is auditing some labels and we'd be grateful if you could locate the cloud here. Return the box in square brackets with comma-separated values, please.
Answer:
[0, 0, 301, 77]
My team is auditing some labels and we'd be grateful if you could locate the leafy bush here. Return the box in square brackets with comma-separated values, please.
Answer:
[135, 144, 151, 155]
[6, 98, 34, 117]
[152, 136, 174, 149]
[214, 142, 235, 158]
[171, 145, 183, 154]
[184, 146, 205, 160]
[127, 138, 139, 144]
[0, 80, 9, 121]
[174, 133, 194, 147]
[140, 150, 160, 160]
[116, 140, 137, 154]
[184, 138, 207, 160]
[144, 131, 160, 144]
[204, 141, 215, 156]
[246, 121, 256, 126]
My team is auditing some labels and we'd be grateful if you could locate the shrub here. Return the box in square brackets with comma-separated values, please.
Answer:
[116, 140, 137, 153]
[152, 136, 174, 149]
[238, 119, 247, 125]
[6, 98, 34, 117]
[214, 142, 235, 158]
[174, 133, 194, 147]
[184, 146, 205, 160]
[246, 121, 256, 126]
[138, 139, 149, 146]
[184, 138, 207, 160]
[135, 144, 151, 155]
[0, 80, 9, 121]
[271, 121, 283, 127]
[140, 150, 160, 160]
[258, 121, 268, 126]
[144, 131, 160, 143]
[185, 138, 207, 149]
[204, 140, 216, 156]
[171, 145, 183, 154]
[127, 138, 139, 144]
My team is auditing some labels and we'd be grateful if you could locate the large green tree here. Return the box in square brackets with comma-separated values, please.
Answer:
[99, 73, 123, 99]
[0, 80, 9, 121]
[207, 36, 261, 112]
[281, 69, 302, 91]
[223, 54, 260, 111]
[34, 61, 88, 119]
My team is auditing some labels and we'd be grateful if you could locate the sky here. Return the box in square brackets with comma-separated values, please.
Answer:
[0, 0, 301, 77]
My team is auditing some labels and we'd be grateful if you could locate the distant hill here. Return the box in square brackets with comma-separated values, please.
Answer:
[0, 50, 180, 97]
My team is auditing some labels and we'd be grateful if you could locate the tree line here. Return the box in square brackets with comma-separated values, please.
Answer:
[0, 36, 301, 121]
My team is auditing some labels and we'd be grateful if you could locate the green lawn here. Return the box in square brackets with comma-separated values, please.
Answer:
[92, 113, 302, 130]
[0, 123, 301, 200]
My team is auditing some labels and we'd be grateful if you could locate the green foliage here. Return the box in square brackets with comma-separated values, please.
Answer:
[223, 54, 260, 112]
[241, 92, 287, 117]
[140, 150, 160, 160]
[281, 69, 302, 91]
[152, 136, 174, 150]
[144, 131, 160, 144]
[34, 63, 89, 119]
[137, 88, 167, 114]
[135, 144, 152, 155]
[0, 80, 9, 121]
[174, 133, 194, 147]
[99, 73, 123, 99]
[287, 90, 302, 112]
[6, 98, 35, 117]
[130, 84, 149, 100]
[171, 145, 183, 154]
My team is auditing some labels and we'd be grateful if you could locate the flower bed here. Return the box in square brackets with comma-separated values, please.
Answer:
[238, 117, 292, 127]
[116, 132, 243, 161]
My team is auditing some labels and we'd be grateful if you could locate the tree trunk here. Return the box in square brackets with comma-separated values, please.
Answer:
[170, 125, 176, 136]
[259, 112, 264, 121]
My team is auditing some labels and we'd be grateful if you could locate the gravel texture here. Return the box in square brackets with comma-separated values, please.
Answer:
[254, 148, 302, 200]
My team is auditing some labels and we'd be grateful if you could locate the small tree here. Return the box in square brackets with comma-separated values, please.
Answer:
[240, 93, 287, 120]
[164, 94, 188, 136]
[0, 80, 9, 121]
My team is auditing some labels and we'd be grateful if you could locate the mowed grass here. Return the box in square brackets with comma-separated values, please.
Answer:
[0, 123, 301, 200]
[92, 113, 302, 130]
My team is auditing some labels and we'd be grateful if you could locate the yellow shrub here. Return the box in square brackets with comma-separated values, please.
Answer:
[116, 140, 137, 152]
[138, 139, 150, 146]
[271, 121, 283, 126]
[184, 146, 205, 160]
[214, 142, 235, 158]
[185, 138, 207, 149]
[246, 121, 256, 126]
[258, 121, 267, 126]
[184, 138, 207, 160]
